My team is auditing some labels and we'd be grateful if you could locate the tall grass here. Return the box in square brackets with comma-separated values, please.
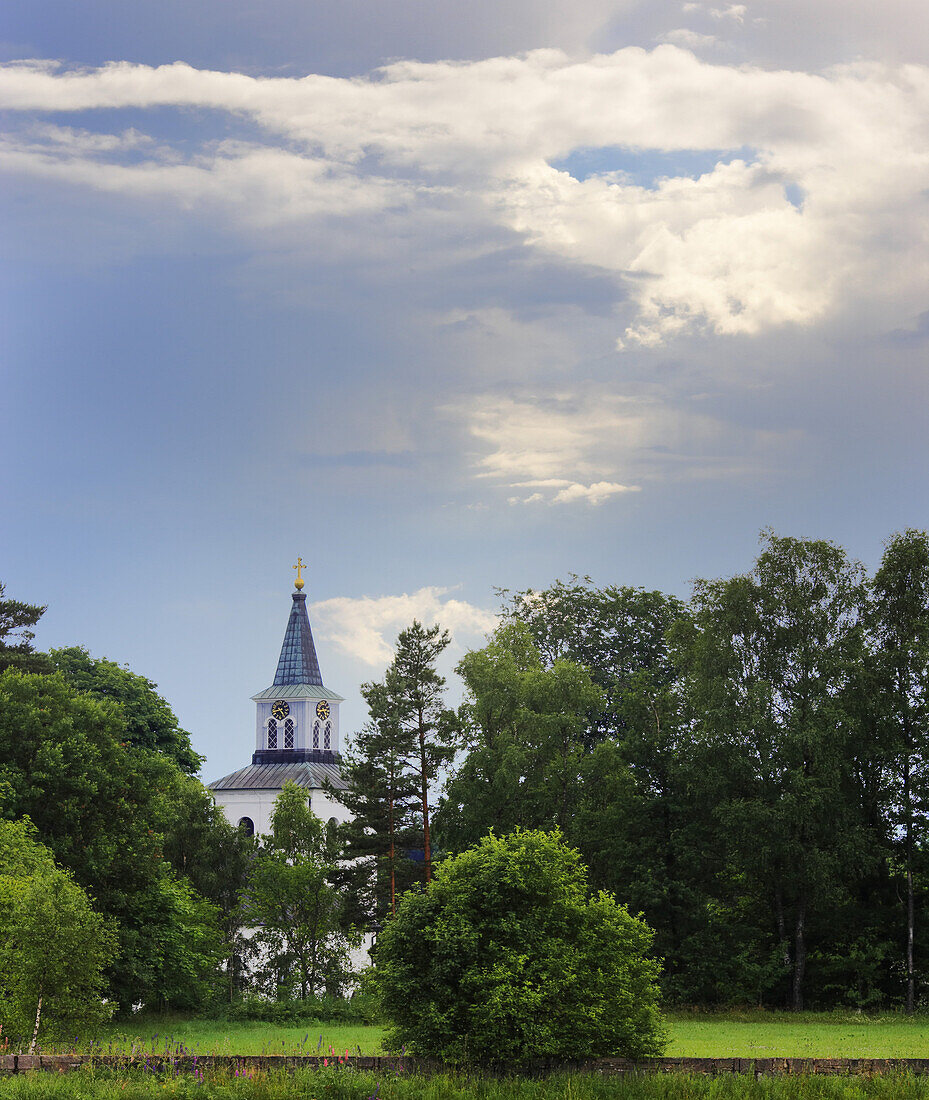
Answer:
[4, 1068, 929, 1100]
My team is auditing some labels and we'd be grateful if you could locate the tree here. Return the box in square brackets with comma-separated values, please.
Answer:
[0, 819, 116, 1046]
[0, 669, 223, 1013]
[243, 783, 359, 999]
[672, 531, 869, 1010]
[155, 771, 255, 1003]
[363, 622, 458, 884]
[373, 829, 666, 1066]
[871, 529, 929, 1011]
[50, 646, 201, 774]
[437, 622, 604, 849]
[499, 577, 687, 747]
[0, 582, 51, 674]
[328, 680, 422, 924]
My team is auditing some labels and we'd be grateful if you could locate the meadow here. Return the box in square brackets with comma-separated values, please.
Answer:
[5, 1065, 929, 1100]
[83, 1010, 929, 1060]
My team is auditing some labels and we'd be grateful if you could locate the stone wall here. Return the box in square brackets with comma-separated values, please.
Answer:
[5, 1054, 929, 1077]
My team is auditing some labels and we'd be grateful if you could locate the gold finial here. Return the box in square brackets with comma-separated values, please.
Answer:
[293, 557, 306, 591]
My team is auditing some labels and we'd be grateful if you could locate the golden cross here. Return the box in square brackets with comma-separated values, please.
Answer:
[293, 557, 306, 591]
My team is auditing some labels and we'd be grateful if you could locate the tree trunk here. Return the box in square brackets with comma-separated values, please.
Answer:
[903, 726, 916, 1014]
[389, 790, 396, 917]
[29, 991, 43, 1054]
[419, 717, 432, 883]
[791, 892, 807, 1011]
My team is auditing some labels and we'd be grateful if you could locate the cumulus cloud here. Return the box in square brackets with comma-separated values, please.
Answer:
[509, 479, 640, 505]
[2, 47, 929, 347]
[311, 586, 498, 666]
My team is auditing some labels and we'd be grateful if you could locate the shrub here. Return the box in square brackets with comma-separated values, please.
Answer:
[373, 828, 666, 1065]
[222, 993, 380, 1024]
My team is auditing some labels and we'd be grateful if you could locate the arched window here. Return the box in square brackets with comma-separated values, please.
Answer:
[324, 721, 331, 750]
[284, 717, 295, 749]
[313, 721, 320, 749]
[267, 718, 278, 749]
[238, 817, 255, 836]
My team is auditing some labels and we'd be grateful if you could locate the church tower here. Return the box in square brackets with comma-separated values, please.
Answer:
[209, 560, 350, 836]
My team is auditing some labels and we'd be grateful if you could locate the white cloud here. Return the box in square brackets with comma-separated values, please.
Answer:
[450, 388, 794, 502]
[311, 586, 498, 666]
[2, 47, 929, 347]
[660, 28, 719, 48]
[509, 479, 640, 505]
[709, 5, 746, 21]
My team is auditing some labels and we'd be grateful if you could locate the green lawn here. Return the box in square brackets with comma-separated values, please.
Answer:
[92, 1017, 386, 1057]
[666, 1011, 929, 1059]
[87, 1011, 929, 1061]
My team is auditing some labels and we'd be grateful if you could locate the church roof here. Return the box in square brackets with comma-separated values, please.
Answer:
[208, 761, 348, 791]
[273, 592, 323, 687]
[251, 683, 344, 702]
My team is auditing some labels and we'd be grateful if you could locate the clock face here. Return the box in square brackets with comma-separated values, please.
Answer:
[316, 700, 331, 721]
[271, 700, 290, 720]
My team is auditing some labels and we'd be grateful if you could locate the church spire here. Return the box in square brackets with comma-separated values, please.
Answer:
[272, 563, 323, 686]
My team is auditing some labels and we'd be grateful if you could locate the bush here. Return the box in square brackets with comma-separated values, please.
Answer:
[373, 828, 666, 1066]
[221, 994, 380, 1024]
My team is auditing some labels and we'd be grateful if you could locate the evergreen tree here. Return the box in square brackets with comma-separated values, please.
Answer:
[0, 582, 51, 674]
[384, 622, 458, 883]
[329, 678, 421, 923]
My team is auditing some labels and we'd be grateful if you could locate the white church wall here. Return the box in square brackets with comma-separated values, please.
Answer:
[213, 783, 353, 839]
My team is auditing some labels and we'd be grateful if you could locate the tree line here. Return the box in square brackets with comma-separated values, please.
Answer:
[336, 530, 929, 1012]
[4, 525, 929, 1030]
[0, 588, 358, 1041]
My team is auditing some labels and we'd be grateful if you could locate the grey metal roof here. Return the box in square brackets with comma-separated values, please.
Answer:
[252, 683, 344, 702]
[274, 593, 323, 687]
[208, 761, 348, 791]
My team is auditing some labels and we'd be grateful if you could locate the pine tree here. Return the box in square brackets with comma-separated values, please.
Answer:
[330, 677, 421, 923]
[0, 582, 51, 674]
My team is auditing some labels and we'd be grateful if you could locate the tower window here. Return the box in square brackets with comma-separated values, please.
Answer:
[267, 718, 278, 749]
[313, 721, 320, 749]
[324, 721, 331, 750]
[238, 817, 255, 836]
[284, 717, 295, 749]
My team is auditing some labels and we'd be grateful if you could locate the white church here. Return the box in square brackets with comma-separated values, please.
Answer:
[209, 561, 352, 836]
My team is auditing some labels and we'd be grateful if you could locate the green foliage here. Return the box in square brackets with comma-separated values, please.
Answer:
[438, 622, 604, 848]
[221, 993, 380, 1024]
[329, 674, 426, 925]
[374, 828, 666, 1065]
[0, 581, 52, 675]
[50, 646, 201, 774]
[332, 621, 457, 914]
[0, 818, 116, 1043]
[0, 670, 224, 1013]
[244, 783, 361, 1000]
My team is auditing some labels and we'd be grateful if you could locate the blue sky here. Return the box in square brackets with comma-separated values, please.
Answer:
[3, 0, 929, 780]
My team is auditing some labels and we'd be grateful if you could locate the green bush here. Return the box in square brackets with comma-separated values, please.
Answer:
[221, 994, 380, 1024]
[373, 828, 666, 1065]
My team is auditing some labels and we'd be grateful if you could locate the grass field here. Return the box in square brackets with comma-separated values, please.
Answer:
[6, 1066, 929, 1100]
[89, 1011, 929, 1061]
[665, 1011, 929, 1059]
[90, 1018, 385, 1057]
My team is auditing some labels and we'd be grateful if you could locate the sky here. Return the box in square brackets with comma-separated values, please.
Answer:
[3, 0, 929, 780]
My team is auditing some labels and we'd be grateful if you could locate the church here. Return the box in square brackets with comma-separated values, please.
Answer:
[209, 560, 351, 835]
